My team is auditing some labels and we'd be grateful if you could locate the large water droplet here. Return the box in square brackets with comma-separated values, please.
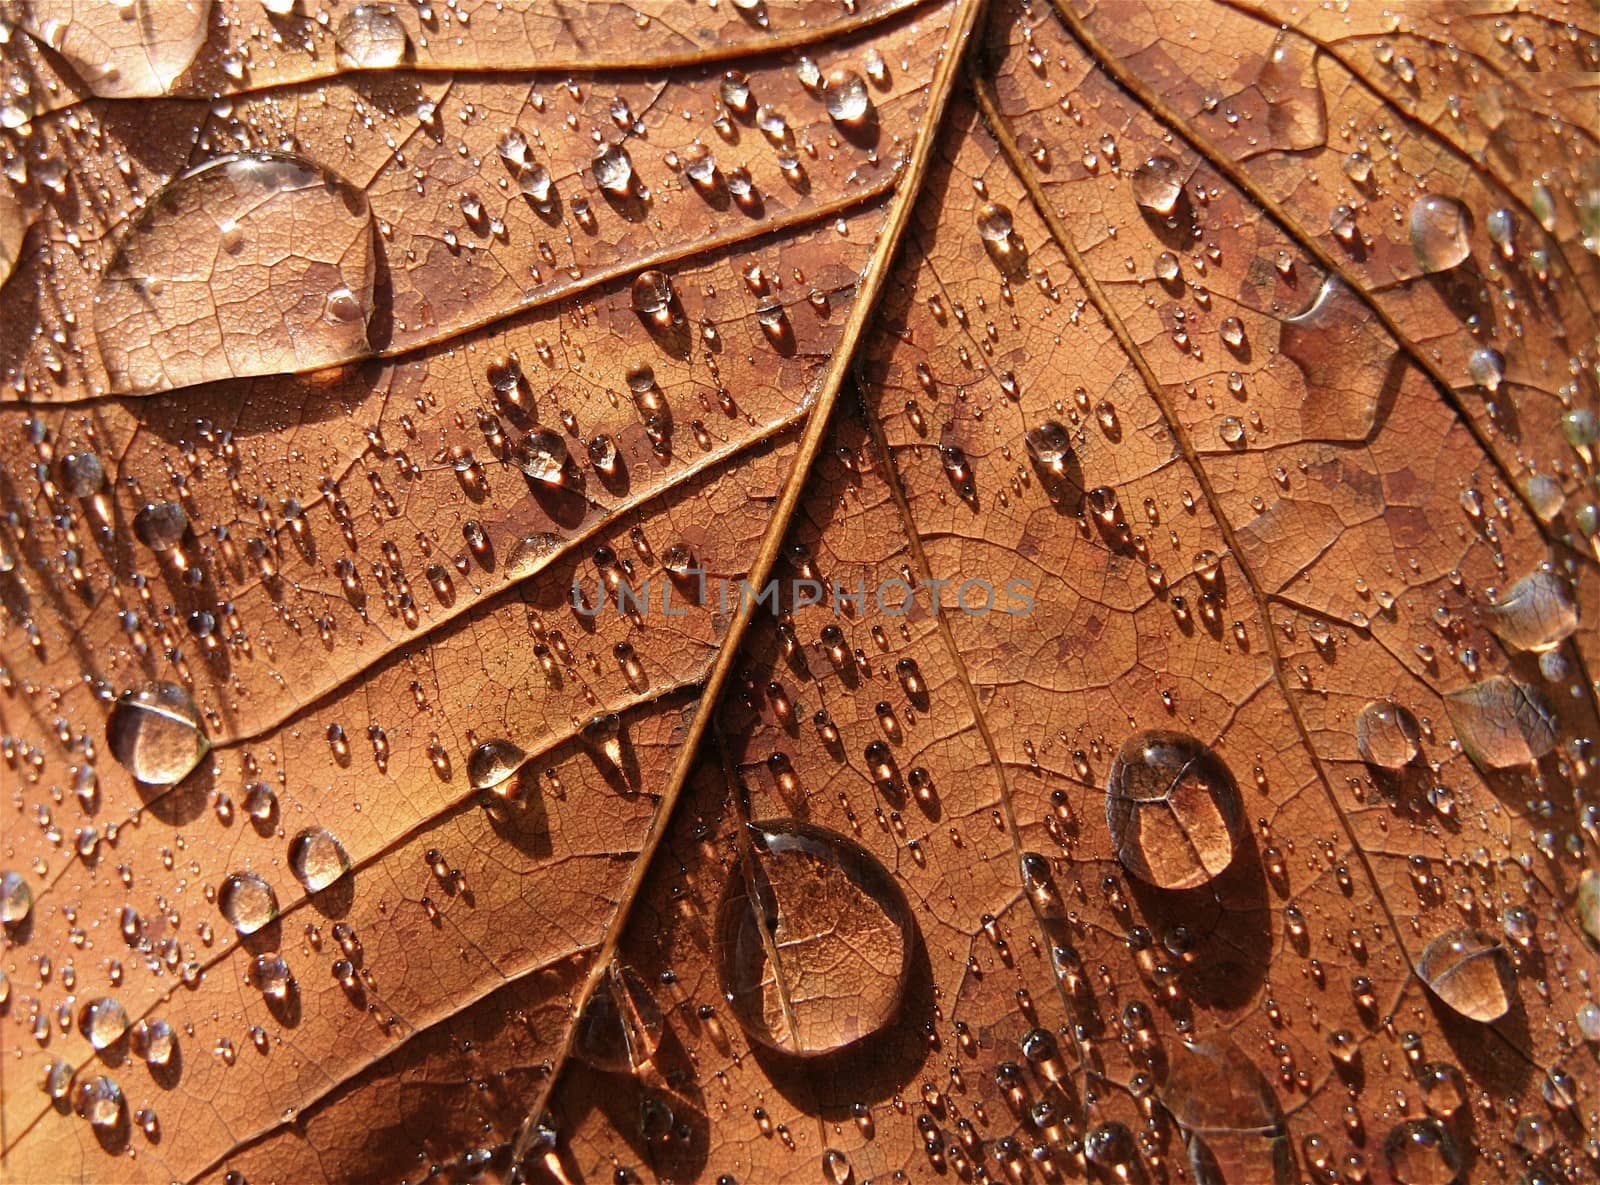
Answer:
[0, 871, 32, 924]
[1279, 275, 1396, 440]
[467, 738, 525, 792]
[1106, 731, 1242, 890]
[335, 4, 408, 68]
[218, 871, 278, 935]
[1354, 701, 1421, 770]
[131, 1018, 176, 1067]
[75, 1075, 125, 1130]
[1443, 676, 1557, 769]
[1419, 927, 1515, 1022]
[515, 430, 569, 484]
[1483, 569, 1578, 653]
[1257, 30, 1327, 150]
[95, 151, 376, 395]
[1578, 870, 1600, 943]
[593, 144, 634, 196]
[574, 962, 662, 1074]
[106, 681, 209, 787]
[1131, 155, 1184, 216]
[78, 996, 129, 1050]
[822, 69, 870, 124]
[1162, 1040, 1292, 1185]
[1383, 1118, 1462, 1185]
[715, 819, 914, 1056]
[1409, 195, 1473, 274]
[17, 0, 212, 98]
[289, 827, 350, 892]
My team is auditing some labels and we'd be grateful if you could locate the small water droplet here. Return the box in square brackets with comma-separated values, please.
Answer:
[218, 871, 279, 936]
[1131, 155, 1184, 215]
[335, 3, 408, 68]
[822, 69, 870, 124]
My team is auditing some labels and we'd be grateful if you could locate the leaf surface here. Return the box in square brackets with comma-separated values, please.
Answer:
[2, 2, 1598, 1184]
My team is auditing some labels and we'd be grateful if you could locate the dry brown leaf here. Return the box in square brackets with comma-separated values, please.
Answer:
[1, 1, 1597, 1183]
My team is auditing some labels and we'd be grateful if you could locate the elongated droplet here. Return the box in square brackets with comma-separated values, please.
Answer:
[218, 871, 278, 935]
[715, 819, 914, 1056]
[16, 0, 212, 98]
[1419, 927, 1515, 1022]
[574, 962, 663, 1074]
[1443, 676, 1557, 768]
[335, 4, 408, 68]
[1162, 1040, 1292, 1185]
[1354, 701, 1421, 770]
[467, 738, 525, 792]
[1409, 195, 1473, 274]
[1384, 1118, 1462, 1185]
[0, 871, 32, 924]
[1280, 276, 1396, 440]
[95, 151, 376, 395]
[1106, 731, 1242, 890]
[131, 1018, 176, 1067]
[106, 682, 209, 787]
[1257, 30, 1327, 150]
[289, 827, 350, 892]
[1484, 569, 1578, 653]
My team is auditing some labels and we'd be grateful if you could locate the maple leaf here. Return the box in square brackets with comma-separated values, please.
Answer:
[1, 1, 1597, 1184]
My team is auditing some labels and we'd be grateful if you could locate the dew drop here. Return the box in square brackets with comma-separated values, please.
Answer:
[716, 820, 914, 1056]
[16, 0, 211, 98]
[1131, 155, 1184, 216]
[1418, 927, 1515, 1022]
[1383, 1118, 1462, 1185]
[976, 201, 1014, 242]
[1106, 730, 1243, 890]
[467, 738, 525, 792]
[1408, 195, 1473, 274]
[95, 151, 376, 395]
[574, 962, 663, 1074]
[1483, 569, 1578, 653]
[218, 871, 278, 936]
[0, 871, 32, 924]
[1024, 420, 1073, 474]
[1279, 276, 1396, 440]
[1161, 1040, 1292, 1185]
[289, 827, 350, 892]
[335, 3, 408, 68]
[1443, 676, 1557, 769]
[106, 681, 209, 787]
[822, 69, 870, 124]
[593, 144, 634, 196]
[133, 499, 187, 551]
[75, 1075, 125, 1131]
[130, 1018, 176, 1068]
[57, 450, 106, 497]
[79, 997, 128, 1050]
[1354, 701, 1421, 770]
[515, 429, 569, 484]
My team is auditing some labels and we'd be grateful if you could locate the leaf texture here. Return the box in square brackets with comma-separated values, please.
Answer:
[1, 1, 1598, 1184]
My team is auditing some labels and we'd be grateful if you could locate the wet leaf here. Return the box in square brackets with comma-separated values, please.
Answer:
[2, 1, 1598, 1183]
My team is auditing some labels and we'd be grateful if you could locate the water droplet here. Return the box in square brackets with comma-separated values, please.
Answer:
[515, 429, 569, 484]
[1106, 731, 1243, 890]
[218, 871, 279, 936]
[1131, 155, 1184, 216]
[593, 144, 634, 196]
[1354, 701, 1421, 770]
[130, 1018, 176, 1067]
[16, 0, 211, 97]
[1577, 870, 1600, 943]
[1162, 1040, 1292, 1185]
[467, 738, 525, 792]
[106, 681, 209, 787]
[75, 1075, 125, 1130]
[631, 270, 676, 324]
[976, 201, 1013, 243]
[1383, 1118, 1462, 1185]
[57, 450, 106, 497]
[822, 69, 870, 124]
[1466, 348, 1505, 392]
[574, 962, 662, 1074]
[250, 952, 293, 1000]
[1416, 1061, 1466, 1118]
[96, 151, 376, 395]
[1280, 276, 1396, 440]
[289, 827, 350, 892]
[1419, 927, 1514, 1022]
[1484, 569, 1578, 653]
[133, 499, 187, 551]
[1024, 420, 1073, 475]
[335, 4, 408, 68]
[716, 820, 914, 1056]
[79, 997, 128, 1050]
[0, 871, 32, 924]
[1443, 676, 1557, 768]
[1409, 195, 1473, 274]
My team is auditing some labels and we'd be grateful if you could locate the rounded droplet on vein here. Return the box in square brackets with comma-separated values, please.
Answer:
[335, 3, 409, 68]
[1105, 730, 1242, 890]
[1131, 155, 1184, 216]
[1409, 194, 1473, 274]
[289, 827, 350, 892]
[0, 870, 32, 924]
[1419, 927, 1515, 1022]
[16, 0, 212, 98]
[94, 151, 376, 395]
[106, 681, 209, 787]
[1384, 1118, 1462, 1185]
[1161, 1040, 1292, 1185]
[218, 871, 279, 935]
[1443, 676, 1557, 769]
[467, 738, 525, 793]
[715, 819, 914, 1056]
[79, 996, 129, 1050]
[1483, 569, 1578, 653]
[574, 962, 663, 1074]
[1354, 700, 1421, 770]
